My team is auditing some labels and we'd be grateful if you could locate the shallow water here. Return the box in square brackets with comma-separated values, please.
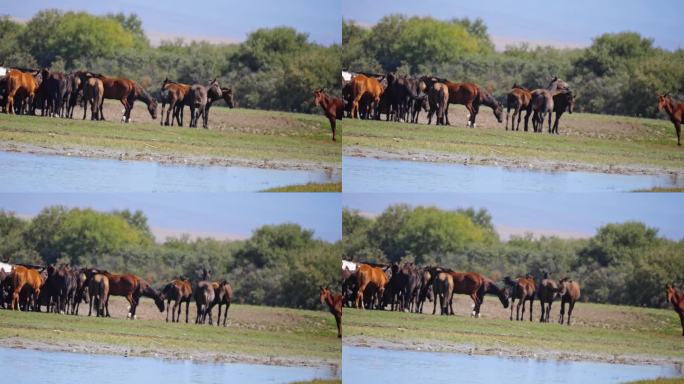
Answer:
[0, 347, 337, 384]
[343, 345, 682, 384]
[0, 151, 339, 192]
[343, 156, 684, 192]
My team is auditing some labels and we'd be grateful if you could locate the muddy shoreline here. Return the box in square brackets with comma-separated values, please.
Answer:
[344, 146, 684, 178]
[0, 142, 341, 174]
[1, 336, 339, 370]
[344, 336, 684, 367]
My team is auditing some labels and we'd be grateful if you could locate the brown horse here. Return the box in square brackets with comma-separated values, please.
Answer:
[82, 77, 104, 121]
[11, 265, 43, 311]
[355, 263, 388, 309]
[4, 69, 39, 115]
[313, 88, 344, 141]
[320, 286, 342, 338]
[432, 271, 454, 315]
[87, 273, 109, 317]
[506, 84, 533, 131]
[211, 280, 233, 327]
[160, 278, 193, 323]
[194, 280, 215, 325]
[442, 81, 503, 127]
[187, 79, 222, 129]
[449, 271, 508, 317]
[537, 273, 560, 323]
[95, 74, 157, 122]
[350, 74, 383, 119]
[159, 78, 191, 126]
[666, 284, 684, 336]
[657, 94, 684, 146]
[427, 82, 449, 126]
[530, 89, 554, 133]
[504, 275, 536, 321]
[95, 270, 164, 319]
[558, 278, 580, 326]
[551, 90, 575, 134]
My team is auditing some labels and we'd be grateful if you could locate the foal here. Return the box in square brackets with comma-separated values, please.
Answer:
[320, 286, 342, 338]
[313, 88, 344, 141]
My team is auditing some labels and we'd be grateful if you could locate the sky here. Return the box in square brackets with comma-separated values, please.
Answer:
[6, 0, 341, 46]
[0, 193, 341, 243]
[342, 0, 684, 51]
[343, 193, 684, 241]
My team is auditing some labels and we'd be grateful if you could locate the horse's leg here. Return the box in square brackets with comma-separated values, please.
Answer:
[328, 117, 336, 141]
[567, 300, 575, 326]
[126, 294, 135, 319]
[465, 104, 475, 127]
[223, 302, 229, 327]
[529, 297, 534, 321]
[509, 298, 514, 320]
[679, 313, 684, 336]
[675, 121, 681, 146]
[559, 299, 566, 324]
[185, 300, 190, 323]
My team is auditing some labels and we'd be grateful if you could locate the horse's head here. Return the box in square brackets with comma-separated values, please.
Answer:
[657, 94, 670, 112]
[493, 102, 504, 123]
[313, 88, 325, 106]
[498, 286, 510, 308]
[319, 286, 330, 305]
[221, 87, 235, 108]
[148, 98, 158, 120]
[558, 277, 570, 295]
[154, 292, 165, 312]
[666, 283, 677, 303]
[208, 78, 222, 99]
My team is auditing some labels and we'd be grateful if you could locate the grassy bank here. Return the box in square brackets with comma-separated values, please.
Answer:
[0, 101, 341, 170]
[344, 110, 684, 174]
[344, 301, 684, 363]
[0, 298, 341, 367]
[262, 182, 342, 192]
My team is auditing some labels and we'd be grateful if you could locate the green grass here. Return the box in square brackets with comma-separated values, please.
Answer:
[344, 302, 684, 360]
[0, 105, 341, 167]
[262, 182, 342, 192]
[344, 113, 684, 172]
[0, 303, 341, 364]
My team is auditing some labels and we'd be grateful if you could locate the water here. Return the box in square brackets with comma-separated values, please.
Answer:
[0, 347, 337, 384]
[343, 156, 684, 192]
[0, 151, 340, 192]
[343, 345, 683, 384]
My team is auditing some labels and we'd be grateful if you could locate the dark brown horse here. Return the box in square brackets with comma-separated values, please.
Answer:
[558, 277, 580, 326]
[442, 81, 503, 127]
[657, 94, 684, 146]
[194, 280, 215, 325]
[537, 272, 560, 323]
[504, 275, 536, 321]
[187, 79, 222, 129]
[159, 78, 191, 126]
[506, 84, 533, 131]
[448, 271, 508, 317]
[350, 74, 384, 119]
[666, 284, 684, 336]
[160, 278, 193, 323]
[95, 270, 164, 319]
[95, 74, 157, 122]
[211, 280, 233, 327]
[313, 88, 343, 141]
[320, 286, 342, 338]
[551, 90, 575, 134]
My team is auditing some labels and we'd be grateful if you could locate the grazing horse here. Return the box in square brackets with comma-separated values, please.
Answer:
[313, 88, 343, 141]
[355, 263, 388, 309]
[442, 81, 503, 127]
[551, 90, 574, 134]
[506, 84, 533, 131]
[432, 271, 454, 315]
[11, 265, 43, 311]
[530, 89, 554, 133]
[666, 284, 684, 336]
[558, 278, 580, 326]
[504, 276, 536, 321]
[350, 74, 384, 119]
[160, 278, 193, 323]
[95, 74, 157, 122]
[159, 78, 191, 126]
[449, 271, 508, 317]
[96, 270, 164, 319]
[320, 286, 342, 338]
[187, 79, 222, 129]
[87, 273, 109, 317]
[657, 94, 684, 146]
[211, 280, 233, 327]
[537, 272, 560, 323]
[4, 69, 39, 115]
[82, 77, 104, 120]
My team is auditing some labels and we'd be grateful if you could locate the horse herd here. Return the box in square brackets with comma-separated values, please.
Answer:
[0, 263, 233, 326]
[342, 260, 581, 325]
[0, 66, 235, 129]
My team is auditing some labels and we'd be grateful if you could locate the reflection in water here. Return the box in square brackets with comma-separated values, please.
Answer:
[343, 156, 684, 192]
[0, 151, 340, 192]
[343, 346, 682, 384]
[0, 347, 337, 384]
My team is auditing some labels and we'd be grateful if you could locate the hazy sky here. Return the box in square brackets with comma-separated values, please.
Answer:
[0, 193, 341, 243]
[7, 0, 341, 46]
[343, 0, 684, 51]
[343, 193, 684, 241]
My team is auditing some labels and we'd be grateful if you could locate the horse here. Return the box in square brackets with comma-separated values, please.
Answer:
[442, 81, 503, 127]
[558, 278, 580, 326]
[87, 273, 109, 317]
[548, 76, 570, 92]
[448, 271, 507, 317]
[432, 271, 454, 315]
[551, 90, 574, 134]
[506, 84, 533, 131]
[666, 284, 684, 336]
[211, 280, 233, 327]
[657, 94, 684, 146]
[537, 272, 560, 323]
[416, 267, 433, 313]
[504, 276, 536, 321]
[11, 265, 43, 311]
[427, 82, 449, 126]
[82, 77, 104, 120]
[530, 89, 554, 133]
[4, 69, 40, 115]
[187, 79, 222, 129]
[94, 270, 164, 319]
[94, 74, 157, 122]
[160, 278, 193, 323]
[384, 73, 423, 122]
[320, 286, 342, 338]
[194, 280, 215, 325]
[159, 78, 191, 126]
[44, 264, 77, 314]
[37, 69, 69, 117]
[313, 88, 343, 141]
[355, 263, 388, 309]
[220, 87, 235, 108]
[350, 74, 384, 119]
